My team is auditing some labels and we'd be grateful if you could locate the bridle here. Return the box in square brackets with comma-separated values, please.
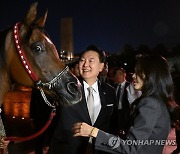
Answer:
[13, 22, 69, 108]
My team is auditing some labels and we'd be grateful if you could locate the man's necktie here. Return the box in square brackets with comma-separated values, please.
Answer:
[117, 84, 121, 103]
[87, 87, 94, 124]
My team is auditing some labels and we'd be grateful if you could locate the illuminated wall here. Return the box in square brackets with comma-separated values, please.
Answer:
[3, 86, 32, 119]
[60, 18, 74, 59]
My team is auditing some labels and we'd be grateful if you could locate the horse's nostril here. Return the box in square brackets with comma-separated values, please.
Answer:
[67, 82, 78, 95]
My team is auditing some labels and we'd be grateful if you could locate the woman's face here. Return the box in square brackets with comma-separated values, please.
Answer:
[132, 73, 144, 90]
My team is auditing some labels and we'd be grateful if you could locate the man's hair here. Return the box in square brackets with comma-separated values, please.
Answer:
[113, 67, 126, 76]
[80, 45, 106, 63]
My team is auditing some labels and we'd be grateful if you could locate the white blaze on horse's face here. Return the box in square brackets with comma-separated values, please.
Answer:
[45, 36, 53, 45]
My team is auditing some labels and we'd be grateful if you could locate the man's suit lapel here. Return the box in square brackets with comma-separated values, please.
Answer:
[81, 90, 92, 123]
[77, 80, 92, 124]
[94, 81, 107, 126]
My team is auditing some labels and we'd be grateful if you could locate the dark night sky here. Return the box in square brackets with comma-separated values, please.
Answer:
[0, 0, 180, 54]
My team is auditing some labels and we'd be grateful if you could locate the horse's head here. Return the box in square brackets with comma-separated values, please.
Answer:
[4, 3, 82, 106]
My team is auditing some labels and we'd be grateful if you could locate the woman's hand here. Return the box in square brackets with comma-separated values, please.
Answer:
[73, 122, 99, 138]
[0, 137, 9, 149]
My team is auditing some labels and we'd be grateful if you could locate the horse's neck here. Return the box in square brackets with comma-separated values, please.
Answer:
[0, 31, 12, 106]
[0, 66, 11, 106]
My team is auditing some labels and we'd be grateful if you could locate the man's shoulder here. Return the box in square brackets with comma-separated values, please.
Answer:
[100, 81, 115, 91]
[125, 81, 130, 86]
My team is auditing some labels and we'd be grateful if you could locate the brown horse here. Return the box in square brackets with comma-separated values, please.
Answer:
[0, 2, 81, 152]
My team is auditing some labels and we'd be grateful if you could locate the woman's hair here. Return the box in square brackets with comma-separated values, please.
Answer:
[135, 55, 174, 101]
[135, 55, 180, 126]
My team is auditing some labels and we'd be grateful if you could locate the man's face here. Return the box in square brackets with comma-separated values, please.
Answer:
[79, 50, 104, 81]
[115, 70, 126, 83]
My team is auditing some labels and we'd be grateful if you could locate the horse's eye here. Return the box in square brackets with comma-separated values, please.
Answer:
[31, 42, 45, 54]
[36, 45, 42, 52]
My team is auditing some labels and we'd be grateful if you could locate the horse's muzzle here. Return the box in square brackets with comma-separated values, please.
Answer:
[52, 72, 82, 106]
[38, 67, 82, 106]
[67, 82, 80, 95]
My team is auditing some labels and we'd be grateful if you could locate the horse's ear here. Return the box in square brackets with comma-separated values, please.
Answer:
[23, 2, 38, 26]
[34, 10, 48, 28]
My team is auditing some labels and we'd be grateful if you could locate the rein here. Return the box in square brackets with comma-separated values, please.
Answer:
[1, 108, 56, 154]
[5, 108, 56, 143]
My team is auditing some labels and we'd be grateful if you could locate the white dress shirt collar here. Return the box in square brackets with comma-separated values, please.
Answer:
[119, 80, 126, 87]
[83, 80, 98, 93]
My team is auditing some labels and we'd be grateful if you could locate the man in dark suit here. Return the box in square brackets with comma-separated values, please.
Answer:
[113, 68, 131, 134]
[98, 62, 114, 87]
[48, 45, 118, 154]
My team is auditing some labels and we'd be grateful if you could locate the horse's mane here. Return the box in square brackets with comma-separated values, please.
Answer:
[0, 27, 12, 86]
[0, 27, 12, 68]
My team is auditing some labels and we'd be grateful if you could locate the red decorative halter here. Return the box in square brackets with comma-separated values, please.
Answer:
[13, 22, 39, 82]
